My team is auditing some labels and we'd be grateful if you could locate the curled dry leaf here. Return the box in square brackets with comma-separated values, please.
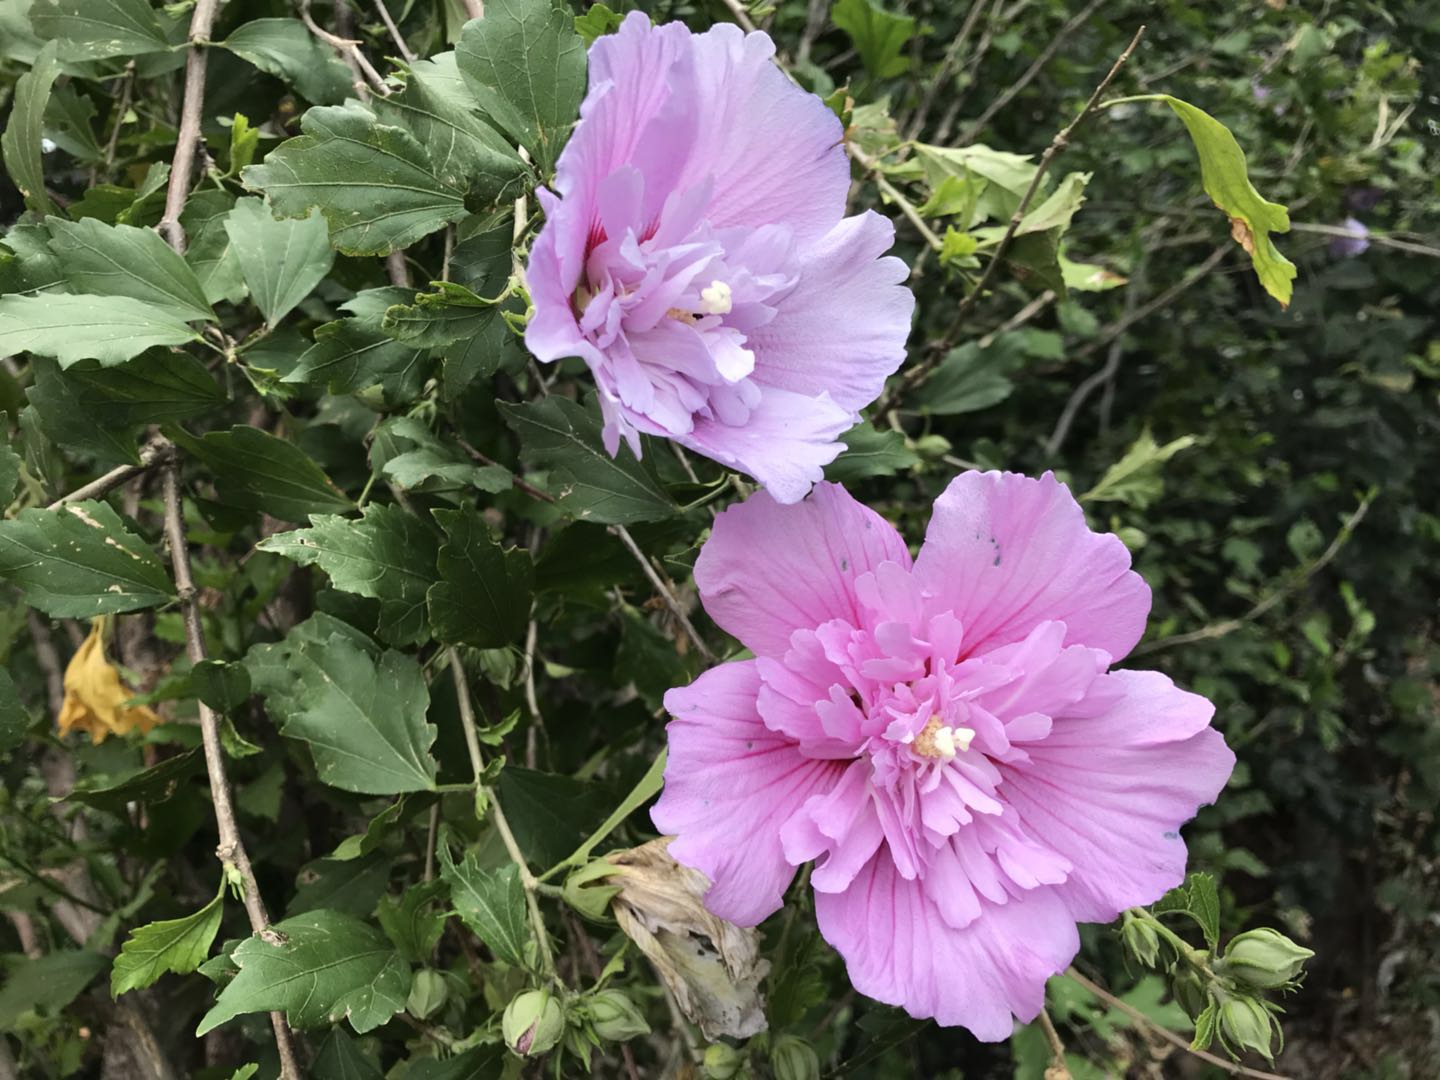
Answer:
[606, 838, 769, 1040]
[56, 619, 160, 743]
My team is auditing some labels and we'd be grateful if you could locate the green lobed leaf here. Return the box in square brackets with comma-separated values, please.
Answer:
[456, 0, 587, 173]
[0, 443, 22, 506]
[1186, 871, 1221, 949]
[574, 2, 623, 44]
[372, 51, 527, 201]
[223, 198, 334, 327]
[0, 951, 107, 1031]
[438, 846, 531, 968]
[919, 341, 1019, 415]
[175, 425, 354, 523]
[288, 853, 392, 918]
[221, 18, 353, 105]
[831, 0, 916, 80]
[1, 41, 60, 215]
[46, 216, 215, 321]
[376, 879, 447, 964]
[248, 628, 438, 795]
[498, 397, 677, 525]
[1080, 429, 1199, 509]
[257, 504, 439, 647]
[313, 1027, 385, 1080]
[1155, 95, 1297, 308]
[112, 889, 224, 996]
[825, 423, 920, 483]
[0, 501, 175, 617]
[29, 0, 172, 60]
[428, 508, 534, 648]
[196, 909, 411, 1036]
[0, 294, 200, 368]
[241, 101, 469, 256]
[67, 748, 203, 814]
[181, 189, 248, 306]
[43, 82, 103, 162]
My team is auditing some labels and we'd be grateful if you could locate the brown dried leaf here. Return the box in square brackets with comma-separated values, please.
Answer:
[56, 619, 160, 744]
[606, 839, 769, 1040]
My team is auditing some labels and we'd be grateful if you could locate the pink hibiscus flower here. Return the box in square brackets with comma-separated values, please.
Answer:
[652, 472, 1235, 1038]
[524, 13, 914, 504]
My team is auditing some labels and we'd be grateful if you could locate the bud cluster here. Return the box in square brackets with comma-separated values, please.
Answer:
[1120, 908, 1313, 1065]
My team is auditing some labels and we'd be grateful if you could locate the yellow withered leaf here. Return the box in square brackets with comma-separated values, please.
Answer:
[56, 620, 160, 744]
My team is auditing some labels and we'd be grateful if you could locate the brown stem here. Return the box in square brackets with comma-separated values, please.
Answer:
[1037, 1008, 1070, 1076]
[301, 0, 389, 99]
[160, 453, 302, 1080]
[46, 439, 168, 510]
[158, 0, 220, 252]
[877, 25, 1147, 419]
[102, 61, 136, 176]
[956, 0, 1107, 146]
[373, 0, 416, 62]
[1066, 968, 1291, 1080]
[461, 0, 484, 17]
[611, 525, 714, 663]
[385, 250, 412, 288]
[904, 0, 991, 141]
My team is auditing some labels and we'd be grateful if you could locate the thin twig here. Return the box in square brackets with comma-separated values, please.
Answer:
[905, 0, 992, 141]
[1037, 1008, 1070, 1076]
[795, 0, 829, 63]
[878, 25, 1147, 418]
[522, 618, 544, 770]
[385, 251, 412, 288]
[161, 453, 302, 1080]
[977, 288, 1056, 348]
[851, 144, 942, 252]
[1045, 244, 1226, 455]
[1066, 968, 1291, 1080]
[46, 440, 168, 510]
[957, 0, 1107, 146]
[462, 0, 484, 17]
[718, 0, 758, 34]
[373, 0, 416, 62]
[1289, 221, 1440, 259]
[1134, 492, 1375, 657]
[301, 0, 389, 99]
[448, 648, 557, 978]
[611, 525, 715, 663]
[157, 0, 220, 251]
[26, 611, 64, 722]
[102, 61, 136, 175]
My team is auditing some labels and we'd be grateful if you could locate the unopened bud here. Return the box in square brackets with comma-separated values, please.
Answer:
[406, 969, 448, 1020]
[912, 434, 952, 461]
[1122, 913, 1161, 968]
[1218, 928, 1313, 990]
[1218, 994, 1279, 1063]
[771, 1035, 820, 1080]
[1169, 963, 1208, 1020]
[586, 989, 650, 1042]
[703, 1042, 743, 1079]
[503, 989, 564, 1058]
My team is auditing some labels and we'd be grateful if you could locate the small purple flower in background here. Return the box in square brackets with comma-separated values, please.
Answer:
[525, 13, 914, 503]
[653, 472, 1235, 1038]
[1330, 216, 1370, 258]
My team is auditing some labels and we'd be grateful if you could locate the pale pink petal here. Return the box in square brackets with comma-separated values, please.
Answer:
[694, 482, 911, 657]
[678, 387, 853, 505]
[999, 670, 1235, 923]
[653, 661, 844, 926]
[750, 212, 914, 412]
[814, 853, 1080, 1040]
[913, 471, 1152, 660]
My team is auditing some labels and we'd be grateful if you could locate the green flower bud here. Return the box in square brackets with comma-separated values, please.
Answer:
[1218, 928, 1314, 990]
[1169, 962, 1208, 1020]
[912, 434, 953, 461]
[1122, 913, 1161, 968]
[585, 989, 650, 1042]
[406, 968, 448, 1020]
[1218, 994, 1279, 1063]
[703, 1042, 743, 1080]
[503, 989, 565, 1058]
[770, 1035, 820, 1080]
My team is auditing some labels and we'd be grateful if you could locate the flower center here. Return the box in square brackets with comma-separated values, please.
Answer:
[698, 279, 733, 315]
[911, 714, 975, 762]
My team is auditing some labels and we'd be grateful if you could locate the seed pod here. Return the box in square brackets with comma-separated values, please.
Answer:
[503, 989, 565, 1058]
[1218, 928, 1314, 990]
[702, 1042, 743, 1080]
[771, 1035, 821, 1080]
[586, 989, 650, 1042]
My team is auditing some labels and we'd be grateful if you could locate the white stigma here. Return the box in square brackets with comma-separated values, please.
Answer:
[914, 717, 975, 761]
[698, 280, 733, 316]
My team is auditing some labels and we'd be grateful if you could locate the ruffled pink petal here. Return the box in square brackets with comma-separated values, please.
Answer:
[653, 661, 844, 926]
[749, 211, 914, 412]
[664, 23, 850, 246]
[913, 471, 1152, 660]
[814, 853, 1080, 1040]
[679, 386, 852, 505]
[694, 482, 911, 658]
[999, 670, 1235, 923]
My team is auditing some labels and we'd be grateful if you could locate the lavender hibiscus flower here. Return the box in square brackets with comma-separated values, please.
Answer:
[653, 473, 1235, 1038]
[524, 13, 914, 503]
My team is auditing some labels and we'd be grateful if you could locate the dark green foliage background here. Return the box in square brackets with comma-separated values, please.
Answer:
[0, 0, 1436, 1077]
